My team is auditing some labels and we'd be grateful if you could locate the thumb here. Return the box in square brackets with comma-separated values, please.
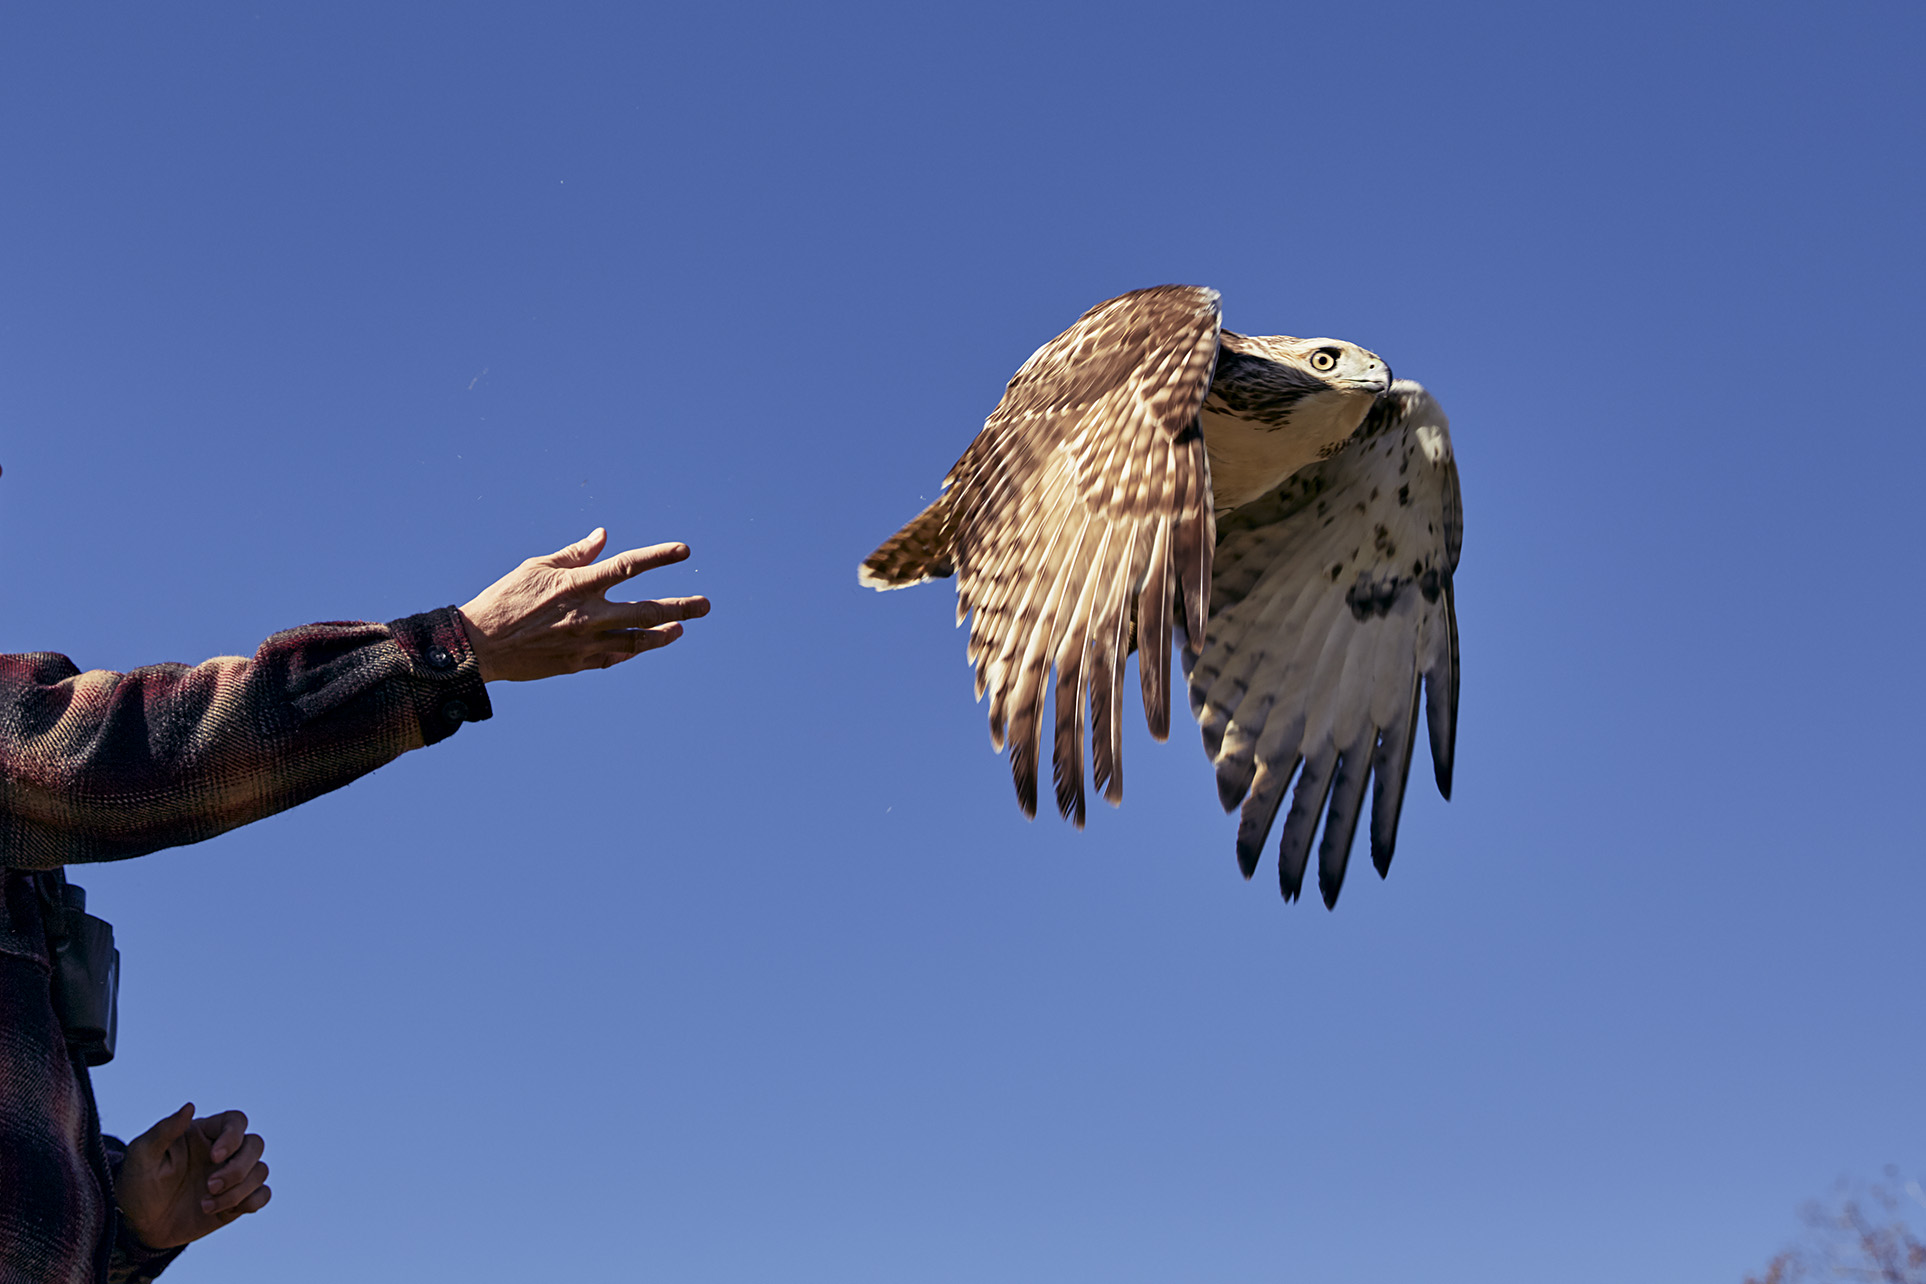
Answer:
[548, 528, 609, 569]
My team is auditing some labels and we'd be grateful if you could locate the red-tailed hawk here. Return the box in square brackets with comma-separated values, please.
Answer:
[862, 286, 1461, 907]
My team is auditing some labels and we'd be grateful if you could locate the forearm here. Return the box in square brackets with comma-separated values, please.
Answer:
[103, 1137, 188, 1283]
[0, 609, 489, 868]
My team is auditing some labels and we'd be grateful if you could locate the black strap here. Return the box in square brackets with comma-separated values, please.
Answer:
[35, 866, 71, 941]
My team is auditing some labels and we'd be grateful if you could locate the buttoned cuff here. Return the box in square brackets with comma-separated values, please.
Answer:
[386, 607, 493, 746]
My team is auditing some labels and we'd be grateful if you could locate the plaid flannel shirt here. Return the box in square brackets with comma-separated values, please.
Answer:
[0, 609, 491, 1283]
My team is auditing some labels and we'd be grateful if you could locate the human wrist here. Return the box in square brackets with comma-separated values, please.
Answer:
[453, 607, 500, 683]
[115, 1203, 176, 1253]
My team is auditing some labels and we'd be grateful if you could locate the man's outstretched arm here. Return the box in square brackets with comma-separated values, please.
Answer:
[0, 529, 708, 869]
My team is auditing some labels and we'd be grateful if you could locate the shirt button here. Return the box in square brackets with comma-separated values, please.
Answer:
[441, 699, 469, 724]
[425, 646, 455, 670]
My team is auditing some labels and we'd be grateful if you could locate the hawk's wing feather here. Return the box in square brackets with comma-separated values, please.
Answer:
[1185, 382, 1461, 905]
[945, 285, 1222, 823]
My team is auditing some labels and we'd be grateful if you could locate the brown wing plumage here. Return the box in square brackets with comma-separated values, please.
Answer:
[862, 285, 1222, 825]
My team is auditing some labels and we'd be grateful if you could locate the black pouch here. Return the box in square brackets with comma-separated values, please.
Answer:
[45, 877, 119, 1068]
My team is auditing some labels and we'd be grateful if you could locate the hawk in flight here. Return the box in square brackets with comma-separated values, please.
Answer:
[861, 286, 1462, 907]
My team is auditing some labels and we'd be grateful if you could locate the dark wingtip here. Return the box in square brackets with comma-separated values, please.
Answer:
[1318, 872, 1342, 910]
[1371, 835, 1396, 880]
[1054, 775, 1086, 829]
[1279, 862, 1305, 902]
[1146, 702, 1171, 743]
[1215, 762, 1251, 813]
[1423, 596, 1460, 802]
[1014, 766, 1038, 820]
[1423, 674, 1457, 801]
[1235, 838, 1261, 880]
[1052, 750, 1078, 824]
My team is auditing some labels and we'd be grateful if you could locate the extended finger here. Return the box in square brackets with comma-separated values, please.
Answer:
[205, 1132, 265, 1199]
[197, 1110, 250, 1166]
[203, 1157, 268, 1216]
[602, 595, 710, 629]
[592, 623, 685, 667]
[573, 541, 691, 591]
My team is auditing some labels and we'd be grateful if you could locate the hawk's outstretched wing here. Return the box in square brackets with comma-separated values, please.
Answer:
[1185, 382, 1461, 905]
[866, 285, 1221, 825]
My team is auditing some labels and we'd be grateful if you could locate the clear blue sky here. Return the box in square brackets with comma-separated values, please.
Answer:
[2, 3, 1920, 1280]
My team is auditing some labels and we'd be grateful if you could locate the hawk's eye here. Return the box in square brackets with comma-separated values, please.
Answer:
[1310, 348, 1340, 373]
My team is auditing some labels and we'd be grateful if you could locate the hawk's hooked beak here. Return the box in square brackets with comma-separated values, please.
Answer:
[1351, 362, 1391, 396]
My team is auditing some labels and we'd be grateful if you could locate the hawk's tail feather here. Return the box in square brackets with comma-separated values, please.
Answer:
[860, 495, 958, 589]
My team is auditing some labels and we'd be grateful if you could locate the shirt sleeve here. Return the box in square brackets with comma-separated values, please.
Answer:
[0, 608, 491, 869]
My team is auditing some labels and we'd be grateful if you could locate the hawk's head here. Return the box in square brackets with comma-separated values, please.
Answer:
[1224, 334, 1390, 398]
[1200, 333, 1395, 510]
[1210, 332, 1390, 432]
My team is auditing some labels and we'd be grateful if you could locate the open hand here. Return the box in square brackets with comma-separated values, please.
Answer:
[458, 529, 711, 682]
[118, 1105, 271, 1250]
